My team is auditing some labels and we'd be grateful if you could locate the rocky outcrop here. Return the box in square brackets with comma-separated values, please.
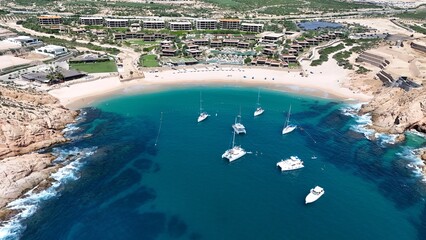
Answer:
[0, 86, 77, 221]
[359, 88, 426, 134]
[0, 86, 78, 158]
[0, 153, 59, 210]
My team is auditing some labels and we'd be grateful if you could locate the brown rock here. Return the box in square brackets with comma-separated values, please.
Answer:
[0, 86, 78, 159]
[359, 88, 426, 134]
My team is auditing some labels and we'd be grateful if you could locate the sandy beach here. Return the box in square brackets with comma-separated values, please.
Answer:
[49, 59, 373, 109]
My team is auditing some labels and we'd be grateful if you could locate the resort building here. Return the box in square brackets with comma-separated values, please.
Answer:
[38, 15, 61, 25]
[305, 38, 319, 46]
[295, 40, 310, 48]
[186, 44, 199, 50]
[161, 48, 177, 56]
[169, 21, 192, 31]
[192, 39, 209, 46]
[287, 48, 298, 56]
[290, 44, 303, 51]
[6, 36, 41, 46]
[143, 35, 156, 41]
[240, 23, 264, 33]
[80, 17, 104, 26]
[186, 49, 202, 57]
[143, 20, 165, 29]
[219, 19, 241, 30]
[105, 19, 128, 28]
[237, 41, 250, 49]
[262, 33, 284, 43]
[280, 54, 297, 63]
[22, 68, 86, 83]
[263, 47, 277, 56]
[210, 40, 223, 48]
[195, 19, 217, 30]
[126, 32, 144, 39]
[223, 39, 239, 47]
[35, 45, 68, 57]
[113, 33, 126, 41]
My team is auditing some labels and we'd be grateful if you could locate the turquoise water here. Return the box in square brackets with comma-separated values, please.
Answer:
[5, 87, 426, 240]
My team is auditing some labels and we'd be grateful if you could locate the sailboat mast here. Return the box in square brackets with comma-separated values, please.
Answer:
[199, 92, 203, 113]
[232, 129, 236, 147]
[285, 105, 292, 127]
[257, 89, 260, 106]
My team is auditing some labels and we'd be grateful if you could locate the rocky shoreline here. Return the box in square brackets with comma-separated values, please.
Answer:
[358, 87, 426, 175]
[0, 86, 78, 222]
[359, 88, 426, 135]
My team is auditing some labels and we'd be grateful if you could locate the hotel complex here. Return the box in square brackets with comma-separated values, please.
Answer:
[195, 19, 217, 30]
[240, 23, 264, 33]
[143, 20, 166, 29]
[219, 19, 241, 30]
[169, 21, 192, 31]
[104, 19, 129, 28]
[38, 15, 61, 25]
[80, 17, 104, 26]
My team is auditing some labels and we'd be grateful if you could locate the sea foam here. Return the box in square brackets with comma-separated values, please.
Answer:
[340, 104, 399, 146]
[0, 146, 96, 240]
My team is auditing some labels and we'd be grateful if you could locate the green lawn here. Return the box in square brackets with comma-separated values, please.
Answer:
[140, 54, 160, 67]
[70, 61, 117, 73]
[127, 40, 160, 46]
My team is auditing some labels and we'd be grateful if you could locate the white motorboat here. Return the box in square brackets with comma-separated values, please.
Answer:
[222, 130, 246, 162]
[305, 186, 325, 204]
[282, 105, 297, 134]
[197, 92, 209, 122]
[253, 90, 264, 116]
[232, 113, 246, 134]
[276, 156, 304, 171]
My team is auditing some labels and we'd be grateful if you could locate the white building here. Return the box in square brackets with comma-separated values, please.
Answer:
[169, 21, 192, 31]
[240, 23, 264, 33]
[143, 20, 165, 29]
[6, 36, 41, 46]
[80, 17, 104, 26]
[35, 45, 68, 57]
[104, 18, 129, 28]
[195, 19, 217, 30]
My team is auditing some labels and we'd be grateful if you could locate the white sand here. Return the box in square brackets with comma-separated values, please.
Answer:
[49, 59, 372, 109]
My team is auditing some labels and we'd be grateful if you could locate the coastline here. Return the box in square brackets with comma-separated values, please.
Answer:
[49, 63, 373, 110]
[0, 86, 78, 224]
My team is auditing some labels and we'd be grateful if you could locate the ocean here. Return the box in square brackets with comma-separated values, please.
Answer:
[1, 87, 426, 240]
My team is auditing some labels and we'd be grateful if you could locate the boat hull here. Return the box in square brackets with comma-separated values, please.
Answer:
[282, 125, 297, 134]
[222, 147, 247, 162]
[197, 113, 209, 122]
[254, 108, 264, 117]
[232, 124, 246, 134]
[305, 188, 325, 204]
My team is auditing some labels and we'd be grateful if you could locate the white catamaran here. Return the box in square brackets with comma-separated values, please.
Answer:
[232, 111, 246, 134]
[282, 105, 297, 134]
[197, 93, 209, 123]
[276, 156, 304, 171]
[222, 129, 247, 162]
[253, 90, 264, 117]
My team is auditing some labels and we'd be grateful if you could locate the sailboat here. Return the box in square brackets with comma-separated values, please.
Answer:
[253, 90, 264, 117]
[222, 129, 247, 162]
[282, 105, 297, 134]
[232, 112, 246, 134]
[197, 93, 209, 123]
